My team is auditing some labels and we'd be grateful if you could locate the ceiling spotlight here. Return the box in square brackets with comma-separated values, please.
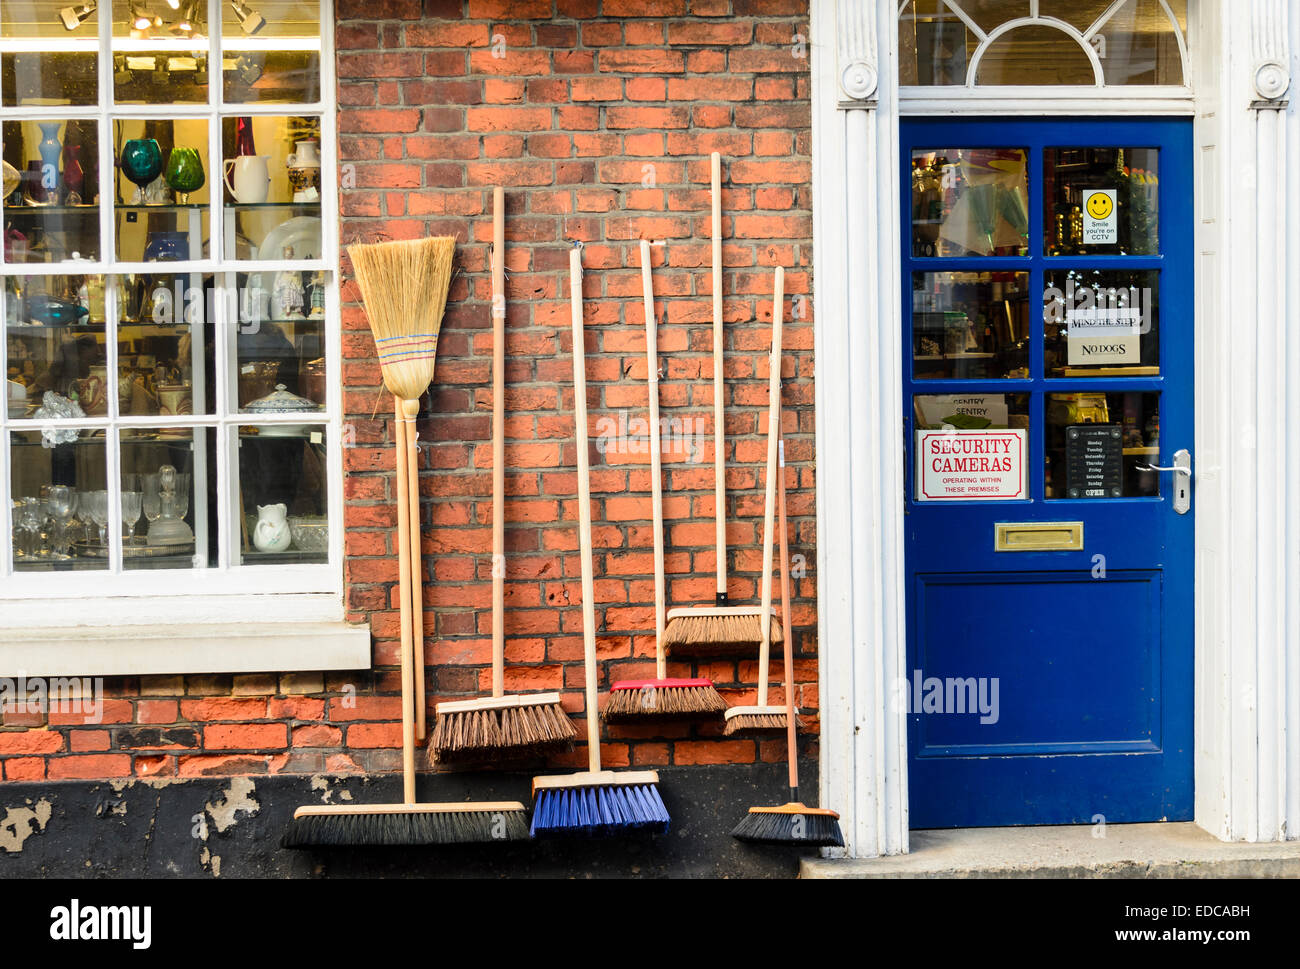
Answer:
[130, 4, 153, 30]
[166, 0, 180, 8]
[234, 53, 263, 86]
[229, 0, 264, 35]
[59, 1, 96, 30]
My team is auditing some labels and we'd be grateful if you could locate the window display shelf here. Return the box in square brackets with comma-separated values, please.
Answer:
[225, 202, 321, 211]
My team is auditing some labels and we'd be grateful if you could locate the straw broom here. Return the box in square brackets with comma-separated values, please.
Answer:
[282, 235, 528, 845]
[531, 245, 670, 836]
[603, 240, 725, 721]
[724, 267, 789, 736]
[430, 188, 576, 761]
[663, 154, 780, 656]
[732, 432, 843, 847]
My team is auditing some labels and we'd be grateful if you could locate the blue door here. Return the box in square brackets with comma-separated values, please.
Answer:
[902, 118, 1194, 828]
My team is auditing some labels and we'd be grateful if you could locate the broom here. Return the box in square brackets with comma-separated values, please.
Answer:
[724, 267, 788, 736]
[663, 154, 780, 656]
[531, 245, 670, 836]
[348, 235, 456, 741]
[430, 187, 576, 761]
[604, 240, 726, 721]
[282, 379, 527, 845]
[732, 434, 843, 847]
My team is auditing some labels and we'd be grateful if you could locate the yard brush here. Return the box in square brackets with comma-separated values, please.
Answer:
[282, 410, 528, 847]
[604, 241, 725, 722]
[732, 431, 843, 848]
[430, 188, 575, 762]
[531, 245, 670, 836]
[348, 234, 457, 741]
[724, 268, 788, 737]
[282, 236, 529, 847]
[664, 154, 780, 657]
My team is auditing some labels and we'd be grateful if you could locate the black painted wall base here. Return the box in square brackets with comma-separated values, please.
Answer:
[0, 761, 825, 878]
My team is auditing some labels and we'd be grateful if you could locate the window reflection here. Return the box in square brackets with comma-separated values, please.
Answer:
[912, 148, 1029, 258]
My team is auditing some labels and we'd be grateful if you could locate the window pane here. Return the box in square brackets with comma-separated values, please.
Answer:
[112, 0, 209, 105]
[913, 394, 1031, 502]
[1044, 146, 1159, 256]
[223, 0, 321, 105]
[5, 273, 107, 416]
[1, 1, 98, 106]
[911, 148, 1029, 258]
[121, 427, 215, 569]
[222, 114, 322, 260]
[115, 272, 215, 417]
[114, 120, 210, 260]
[976, 24, 1097, 85]
[899, 0, 973, 86]
[238, 424, 328, 565]
[9, 429, 107, 571]
[1044, 269, 1159, 377]
[912, 271, 1030, 380]
[2, 119, 102, 261]
[1046, 392, 1160, 499]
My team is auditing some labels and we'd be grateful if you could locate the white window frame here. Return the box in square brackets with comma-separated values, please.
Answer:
[0, 1, 362, 663]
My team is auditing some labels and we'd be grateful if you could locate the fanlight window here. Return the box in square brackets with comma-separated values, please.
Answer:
[900, 0, 1189, 87]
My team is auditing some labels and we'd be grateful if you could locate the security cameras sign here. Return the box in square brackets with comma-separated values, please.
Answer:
[1082, 189, 1117, 245]
[916, 428, 1027, 501]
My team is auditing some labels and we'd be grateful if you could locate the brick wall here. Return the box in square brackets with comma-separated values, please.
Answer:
[0, 0, 816, 782]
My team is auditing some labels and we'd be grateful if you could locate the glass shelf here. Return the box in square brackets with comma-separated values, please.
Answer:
[225, 202, 321, 211]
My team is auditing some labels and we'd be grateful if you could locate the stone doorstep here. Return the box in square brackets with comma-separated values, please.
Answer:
[800, 823, 1300, 879]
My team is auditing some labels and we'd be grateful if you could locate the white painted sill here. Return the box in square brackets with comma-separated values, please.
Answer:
[0, 596, 372, 676]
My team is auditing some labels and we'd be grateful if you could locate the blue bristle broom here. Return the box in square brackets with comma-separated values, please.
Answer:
[530, 245, 670, 837]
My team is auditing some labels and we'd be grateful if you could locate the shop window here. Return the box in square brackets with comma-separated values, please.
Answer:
[899, 0, 1189, 88]
[1, 2, 338, 611]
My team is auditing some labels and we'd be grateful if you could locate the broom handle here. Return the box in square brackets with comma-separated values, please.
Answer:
[641, 240, 666, 679]
[393, 401, 416, 804]
[777, 435, 799, 800]
[404, 398, 425, 741]
[711, 152, 727, 604]
[570, 246, 601, 774]
[757, 267, 783, 708]
[492, 185, 506, 698]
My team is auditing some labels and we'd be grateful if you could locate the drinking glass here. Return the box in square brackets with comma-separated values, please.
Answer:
[47, 485, 73, 558]
[173, 472, 191, 520]
[122, 491, 142, 544]
[20, 498, 42, 558]
[87, 490, 109, 546]
[142, 473, 162, 525]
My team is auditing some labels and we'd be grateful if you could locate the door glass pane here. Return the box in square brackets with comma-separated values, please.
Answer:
[112, 0, 210, 105]
[1044, 146, 1159, 255]
[9, 429, 107, 571]
[912, 148, 1029, 258]
[913, 271, 1029, 379]
[1, 1, 99, 106]
[2, 119, 102, 260]
[237, 424, 328, 565]
[1044, 269, 1159, 376]
[913, 394, 1031, 502]
[1046, 392, 1160, 499]
[222, 0, 322, 105]
[114, 120, 210, 260]
[120, 427, 215, 569]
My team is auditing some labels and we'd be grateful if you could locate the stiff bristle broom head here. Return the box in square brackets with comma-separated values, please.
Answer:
[731, 803, 844, 847]
[530, 770, 669, 837]
[348, 235, 456, 401]
[603, 678, 727, 722]
[429, 693, 576, 763]
[281, 802, 530, 848]
[662, 608, 782, 658]
[722, 705, 788, 736]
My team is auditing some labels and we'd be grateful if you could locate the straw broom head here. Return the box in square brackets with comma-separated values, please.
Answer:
[348, 236, 456, 401]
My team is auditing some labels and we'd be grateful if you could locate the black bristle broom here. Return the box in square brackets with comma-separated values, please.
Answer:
[732, 434, 843, 848]
[530, 245, 670, 836]
[604, 240, 726, 722]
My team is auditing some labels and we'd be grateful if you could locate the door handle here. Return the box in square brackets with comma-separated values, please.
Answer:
[1135, 448, 1191, 515]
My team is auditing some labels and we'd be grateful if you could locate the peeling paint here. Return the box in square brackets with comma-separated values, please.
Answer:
[0, 799, 53, 853]
[308, 774, 352, 804]
[197, 846, 222, 878]
[204, 776, 260, 834]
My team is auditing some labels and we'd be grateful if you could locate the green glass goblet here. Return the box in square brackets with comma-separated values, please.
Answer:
[165, 147, 205, 205]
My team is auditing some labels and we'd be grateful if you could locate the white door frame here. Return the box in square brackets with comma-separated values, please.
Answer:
[810, 0, 1300, 857]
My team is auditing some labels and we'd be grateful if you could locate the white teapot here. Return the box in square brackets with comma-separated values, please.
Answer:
[253, 503, 292, 552]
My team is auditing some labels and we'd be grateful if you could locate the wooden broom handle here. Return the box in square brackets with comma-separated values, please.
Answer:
[757, 267, 783, 707]
[640, 240, 666, 680]
[570, 246, 601, 774]
[403, 398, 425, 741]
[711, 152, 727, 602]
[492, 186, 506, 698]
[777, 436, 799, 797]
[393, 401, 416, 804]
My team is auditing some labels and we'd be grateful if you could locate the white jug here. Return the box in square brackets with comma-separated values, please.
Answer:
[253, 503, 292, 552]
[286, 140, 321, 169]
[223, 154, 271, 204]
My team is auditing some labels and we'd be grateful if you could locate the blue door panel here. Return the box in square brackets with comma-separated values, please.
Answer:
[902, 117, 1194, 828]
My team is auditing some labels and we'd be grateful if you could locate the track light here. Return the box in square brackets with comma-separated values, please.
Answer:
[59, 1, 96, 30]
[130, 4, 153, 30]
[229, 0, 264, 35]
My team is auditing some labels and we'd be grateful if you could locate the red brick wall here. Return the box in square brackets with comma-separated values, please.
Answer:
[0, 0, 816, 782]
